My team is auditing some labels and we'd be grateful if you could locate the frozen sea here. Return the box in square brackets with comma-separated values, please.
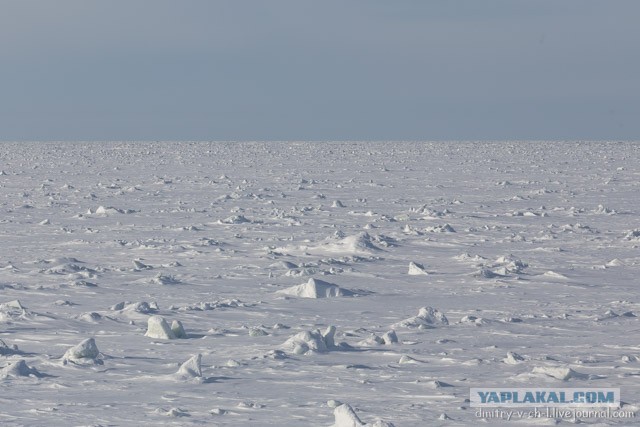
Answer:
[0, 141, 639, 425]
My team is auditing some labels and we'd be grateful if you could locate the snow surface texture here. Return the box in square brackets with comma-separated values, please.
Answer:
[0, 141, 639, 425]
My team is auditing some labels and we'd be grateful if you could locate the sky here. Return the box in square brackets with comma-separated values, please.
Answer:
[1, 0, 639, 141]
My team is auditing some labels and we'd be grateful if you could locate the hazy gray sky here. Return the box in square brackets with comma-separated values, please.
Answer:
[1, 1, 638, 141]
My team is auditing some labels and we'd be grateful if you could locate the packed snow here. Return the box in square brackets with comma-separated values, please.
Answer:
[0, 141, 639, 425]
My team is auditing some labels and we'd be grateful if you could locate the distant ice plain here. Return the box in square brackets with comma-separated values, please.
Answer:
[0, 141, 638, 425]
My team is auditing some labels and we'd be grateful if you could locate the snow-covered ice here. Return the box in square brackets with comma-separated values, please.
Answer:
[277, 278, 355, 298]
[0, 141, 639, 425]
[62, 337, 102, 365]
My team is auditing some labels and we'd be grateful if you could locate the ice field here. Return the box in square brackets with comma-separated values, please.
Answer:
[1, 141, 639, 425]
